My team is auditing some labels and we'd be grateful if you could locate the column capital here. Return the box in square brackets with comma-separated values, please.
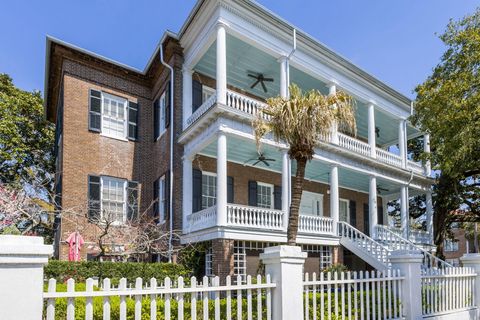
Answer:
[277, 55, 288, 63]
[182, 66, 193, 74]
[326, 81, 338, 95]
[215, 20, 229, 30]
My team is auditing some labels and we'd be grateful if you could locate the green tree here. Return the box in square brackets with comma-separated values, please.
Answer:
[0, 73, 54, 187]
[412, 10, 480, 257]
[253, 84, 356, 245]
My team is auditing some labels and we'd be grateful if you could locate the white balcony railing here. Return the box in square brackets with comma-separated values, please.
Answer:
[226, 204, 284, 230]
[298, 215, 335, 234]
[187, 206, 217, 232]
[387, 226, 432, 245]
[338, 133, 371, 157]
[376, 147, 403, 167]
[407, 160, 424, 174]
[185, 93, 217, 127]
[226, 90, 269, 119]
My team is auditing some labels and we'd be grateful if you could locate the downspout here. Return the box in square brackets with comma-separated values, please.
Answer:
[285, 29, 296, 99]
[159, 43, 175, 263]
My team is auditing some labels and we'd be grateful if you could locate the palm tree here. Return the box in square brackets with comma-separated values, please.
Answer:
[253, 84, 356, 245]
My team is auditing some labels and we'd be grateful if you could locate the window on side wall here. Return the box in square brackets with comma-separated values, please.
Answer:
[257, 182, 273, 209]
[444, 239, 459, 252]
[202, 172, 217, 210]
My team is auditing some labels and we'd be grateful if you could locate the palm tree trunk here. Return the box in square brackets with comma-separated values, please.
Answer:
[287, 157, 307, 245]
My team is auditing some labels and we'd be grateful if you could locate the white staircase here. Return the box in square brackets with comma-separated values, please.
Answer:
[337, 221, 451, 270]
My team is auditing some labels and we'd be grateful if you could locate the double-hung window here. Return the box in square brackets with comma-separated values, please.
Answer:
[158, 175, 166, 223]
[154, 85, 170, 140]
[444, 239, 459, 252]
[257, 182, 273, 209]
[202, 172, 217, 210]
[202, 86, 215, 103]
[89, 89, 138, 141]
[159, 93, 166, 137]
[339, 199, 349, 222]
[101, 176, 127, 224]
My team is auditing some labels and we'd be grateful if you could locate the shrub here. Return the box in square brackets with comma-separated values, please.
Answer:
[45, 260, 192, 284]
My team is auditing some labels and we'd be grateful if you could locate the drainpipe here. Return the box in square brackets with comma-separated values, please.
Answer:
[285, 29, 296, 98]
[159, 43, 175, 263]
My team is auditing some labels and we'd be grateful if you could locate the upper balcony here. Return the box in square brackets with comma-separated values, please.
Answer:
[181, 28, 430, 176]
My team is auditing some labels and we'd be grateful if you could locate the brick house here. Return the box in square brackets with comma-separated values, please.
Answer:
[45, 0, 437, 277]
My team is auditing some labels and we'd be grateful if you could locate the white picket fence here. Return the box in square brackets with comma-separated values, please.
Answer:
[44, 275, 274, 320]
[421, 267, 476, 316]
[303, 270, 404, 320]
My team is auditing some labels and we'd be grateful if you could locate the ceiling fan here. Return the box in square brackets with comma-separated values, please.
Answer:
[377, 186, 389, 194]
[248, 72, 274, 93]
[375, 127, 380, 138]
[243, 153, 276, 167]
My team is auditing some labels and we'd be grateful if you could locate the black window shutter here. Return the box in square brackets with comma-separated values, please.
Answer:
[273, 185, 282, 210]
[127, 101, 139, 141]
[192, 169, 202, 212]
[87, 175, 101, 222]
[192, 80, 203, 113]
[88, 89, 101, 132]
[363, 203, 370, 236]
[127, 181, 139, 220]
[349, 200, 357, 228]
[153, 179, 159, 221]
[248, 181, 258, 206]
[377, 205, 384, 225]
[227, 176, 234, 203]
[153, 99, 160, 140]
[165, 83, 171, 129]
[164, 170, 170, 221]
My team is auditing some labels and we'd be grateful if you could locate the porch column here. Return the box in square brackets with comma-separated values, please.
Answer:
[282, 150, 290, 231]
[399, 119, 407, 169]
[330, 164, 339, 234]
[423, 133, 431, 176]
[369, 175, 378, 237]
[279, 56, 288, 98]
[327, 83, 339, 144]
[367, 103, 376, 158]
[182, 67, 192, 129]
[425, 190, 433, 244]
[217, 132, 227, 226]
[182, 155, 193, 233]
[400, 185, 409, 238]
[216, 22, 227, 105]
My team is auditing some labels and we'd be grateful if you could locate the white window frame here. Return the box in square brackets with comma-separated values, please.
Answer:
[339, 198, 350, 223]
[100, 176, 127, 225]
[158, 175, 166, 224]
[320, 246, 333, 270]
[205, 246, 213, 277]
[444, 239, 459, 252]
[257, 182, 274, 209]
[201, 171, 217, 210]
[234, 241, 247, 283]
[100, 92, 128, 141]
[157, 92, 167, 139]
[202, 86, 216, 103]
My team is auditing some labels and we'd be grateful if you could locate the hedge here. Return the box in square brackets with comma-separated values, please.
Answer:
[45, 260, 192, 284]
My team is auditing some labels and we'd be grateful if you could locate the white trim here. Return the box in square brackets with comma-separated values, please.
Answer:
[99, 92, 128, 141]
[99, 176, 127, 225]
[339, 198, 350, 223]
[257, 181, 274, 209]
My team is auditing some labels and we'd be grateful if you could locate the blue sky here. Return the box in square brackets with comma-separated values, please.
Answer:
[0, 0, 477, 98]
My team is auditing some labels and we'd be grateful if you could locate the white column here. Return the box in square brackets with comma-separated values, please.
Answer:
[367, 103, 376, 158]
[423, 133, 431, 176]
[282, 150, 290, 231]
[216, 22, 227, 105]
[0, 236, 53, 320]
[216, 132, 227, 226]
[260, 246, 307, 320]
[399, 119, 407, 169]
[461, 254, 480, 318]
[425, 190, 433, 244]
[369, 175, 378, 237]
[182, 156, 193, 233]
[327, 83, 339, 144]
[279, 56, 288, 98]
[400, 185, 409, 238]
[330, 165, 339, 234]
[182, 67, 192, 129]
[390, 251, 424, 320]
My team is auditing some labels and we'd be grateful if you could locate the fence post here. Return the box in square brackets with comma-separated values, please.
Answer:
[260, 245, 307, 320]
[0, 235, 53, 320]
[389, 250, 423, 320]
[461, 253, 480, 317]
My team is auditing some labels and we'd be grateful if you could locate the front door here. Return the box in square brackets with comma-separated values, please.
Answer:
[300, 191, 323, 216]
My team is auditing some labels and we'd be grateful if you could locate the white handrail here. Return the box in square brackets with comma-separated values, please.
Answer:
[226, 90, 269, 119]
[376, 147, 403, 167]
[374, 225, 451, 269]
[187, 206, 217, 232]
[185, 93, 217, 127]
[337, 133, 371, 157]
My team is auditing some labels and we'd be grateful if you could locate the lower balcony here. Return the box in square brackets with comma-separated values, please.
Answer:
[186, 204, 335, 237]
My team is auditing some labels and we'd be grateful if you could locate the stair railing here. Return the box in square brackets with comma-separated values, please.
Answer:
[374, 225, 451, 269]
[337, 221, 390, 266]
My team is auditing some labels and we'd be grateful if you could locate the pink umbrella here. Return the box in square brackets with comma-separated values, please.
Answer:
[66, 231, 84, 261]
